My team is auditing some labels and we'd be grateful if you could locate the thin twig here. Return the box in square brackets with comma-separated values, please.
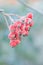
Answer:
[3, 12, 9, 29]
[4, 13, 21, 18]
[5, 14, 14, 23]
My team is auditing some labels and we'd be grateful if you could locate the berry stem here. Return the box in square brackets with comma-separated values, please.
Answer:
[0, 11, 9, 29]
[3, 13, 9, 29]
[4, 13, 21, 18]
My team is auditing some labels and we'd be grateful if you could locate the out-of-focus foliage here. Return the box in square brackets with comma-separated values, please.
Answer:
[0, 0, 43, 65]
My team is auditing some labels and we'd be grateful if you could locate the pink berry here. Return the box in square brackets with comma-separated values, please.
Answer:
[14, 21, 22, 27]
[25, 26, 29, 31]
[10, 39, 20, 47]
[15, 39, 20, 45]
[8, 32, 15, 40]
[17, 21, 21, 25]
[29, 21, 34, 27]
[9, 24, 16, 32]
[21, 30, 28, 36]
[26, 13, 33, 19]
[10, 40, 17, 47]
[25, 31, 29, 36]
[20, 23, 25, 31]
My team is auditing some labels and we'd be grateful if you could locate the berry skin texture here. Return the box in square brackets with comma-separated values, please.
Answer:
[26, 13, 33, 19]
[10, 39, 20, 47]
[25, 26, 29, 31]
[8, 32, 15, 40]
[9, 24, 16, 32]
[8, 13, 34, 47]
[8, 31, 19, 40]
[10, 40, 17, 47]
[29, 21, 34, 27]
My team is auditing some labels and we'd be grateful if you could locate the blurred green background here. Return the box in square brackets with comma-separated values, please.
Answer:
[0, 0, 43, 65]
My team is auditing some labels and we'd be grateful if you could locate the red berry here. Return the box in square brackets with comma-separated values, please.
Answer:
[8, 32, 15, 40]
[29, 21, 34, 27]
[10, 40, 17, 47]
[25, 31, 28, 36]
[10, 39, 20, 47]
[17, 21, 21, 25]
[25, 26, 29, 31]
[8, 31, 19, 40]
[21, 29, 28, 36]
[9, 24, 16, 32]
[20, 23, 25, 31]
[14, 21, 22, 28]
[26, 13, 33, 19]
[15, 39, 20, 45]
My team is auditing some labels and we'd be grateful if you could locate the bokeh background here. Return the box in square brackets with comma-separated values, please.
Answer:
[0, 0, 43, 65]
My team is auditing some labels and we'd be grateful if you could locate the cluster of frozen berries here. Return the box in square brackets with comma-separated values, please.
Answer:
[8, 13, 34, 47]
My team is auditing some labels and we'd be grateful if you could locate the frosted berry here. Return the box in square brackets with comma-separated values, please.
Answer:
[29, 21, 34, 27]
[8, 32, 15, 40]
[9, 24, 16, 32]
[26, 13, 33, 19]
[10, 39, 20, 47]
[8, 13, 34, 47]
[10, 40, 17, 47]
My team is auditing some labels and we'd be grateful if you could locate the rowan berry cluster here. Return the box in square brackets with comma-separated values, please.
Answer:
[8, 13, 34, 47]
